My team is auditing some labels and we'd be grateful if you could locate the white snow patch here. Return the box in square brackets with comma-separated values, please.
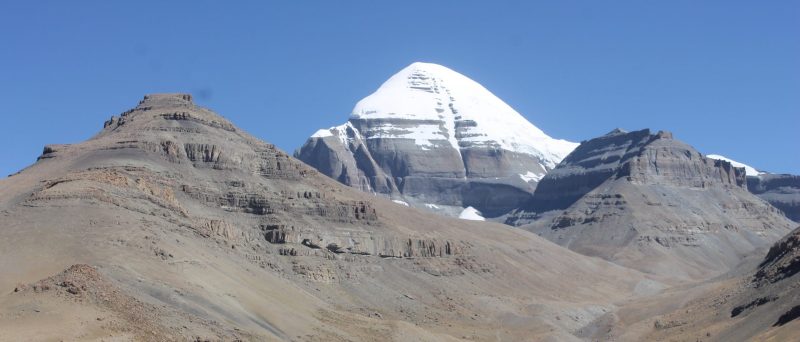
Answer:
[311, 129, 333, 138]
[311, 122, 363, 146]
[392, 200, 409, 206]
[706, 154, 762, 176]
[360, 122, 441, 147]
[458, 206, 485, 221]
[424, 203, 440, 209]
[519, 171, 545, 182]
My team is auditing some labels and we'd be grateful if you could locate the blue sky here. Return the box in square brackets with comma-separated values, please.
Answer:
[1, 1, 798, 177]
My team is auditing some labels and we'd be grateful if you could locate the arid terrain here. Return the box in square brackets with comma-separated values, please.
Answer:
[0, 94, 796, 341]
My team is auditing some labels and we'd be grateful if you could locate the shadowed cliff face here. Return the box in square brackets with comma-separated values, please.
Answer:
[296, 129, 545, 218]
[0, 93, 653, 341]
[756, 226, 800, 283]
[748, 174, 800, 222]
[513, 128, 794, 280]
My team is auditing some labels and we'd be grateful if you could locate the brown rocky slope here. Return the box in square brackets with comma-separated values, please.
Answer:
[0, 94, 656, 341]
[638, 226, 800, 341]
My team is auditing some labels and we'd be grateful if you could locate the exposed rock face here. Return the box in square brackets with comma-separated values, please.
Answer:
[705, 154, 800, 222]
[755, 226, 800, 283]
[37, 94, 456, 261]
[512, 128, 794, 279]
[0, 93, 651, 341]
[748, 174, 800, 222]
[515, 129, 747, 215]
[296, 62, 577, 218]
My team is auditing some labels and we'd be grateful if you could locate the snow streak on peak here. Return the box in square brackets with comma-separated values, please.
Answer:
[706, 154, 762, 177]
[311, 122, 361, 146]
[348, 62, 578, 168]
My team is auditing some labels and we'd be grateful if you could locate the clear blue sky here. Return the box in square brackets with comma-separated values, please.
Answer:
[2, 1, 798, 177]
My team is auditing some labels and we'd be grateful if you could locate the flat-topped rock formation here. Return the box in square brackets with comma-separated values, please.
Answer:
[511, 128, 794, 280]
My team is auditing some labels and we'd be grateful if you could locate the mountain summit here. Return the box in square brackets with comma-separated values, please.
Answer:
[296, 62, 577, 218]
[347, 62, 577, 165]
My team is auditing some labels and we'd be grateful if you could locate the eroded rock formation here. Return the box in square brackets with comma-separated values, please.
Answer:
[513, 128, 794, 279]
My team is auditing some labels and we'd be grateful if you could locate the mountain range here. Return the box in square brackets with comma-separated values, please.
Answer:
[0, 94, 649, 340]
[1, 63, 798, 341]
[297, 63, 800, 225]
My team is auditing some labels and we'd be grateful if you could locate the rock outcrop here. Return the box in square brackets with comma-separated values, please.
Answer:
[512, 128, 795, 279]
[706, 154, 800, 222]
[296, 62, 577, 218]
[755, 226, 800, 283]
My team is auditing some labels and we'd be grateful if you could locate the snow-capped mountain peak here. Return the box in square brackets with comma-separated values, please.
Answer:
[349, 62, 577, 168]
[296, 62, 579, 219]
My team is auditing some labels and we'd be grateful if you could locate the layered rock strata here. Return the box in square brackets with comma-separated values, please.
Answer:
[296, 62, 577, 218]
[748, 174, 800, 222]
[512, 128, 794, 279]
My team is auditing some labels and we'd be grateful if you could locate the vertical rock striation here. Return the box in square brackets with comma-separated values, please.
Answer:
[295, 62, 577, 218]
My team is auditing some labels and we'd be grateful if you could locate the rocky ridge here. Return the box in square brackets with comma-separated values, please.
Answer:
[706, 154, 800, 222]
[513, 128, 794, 279]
